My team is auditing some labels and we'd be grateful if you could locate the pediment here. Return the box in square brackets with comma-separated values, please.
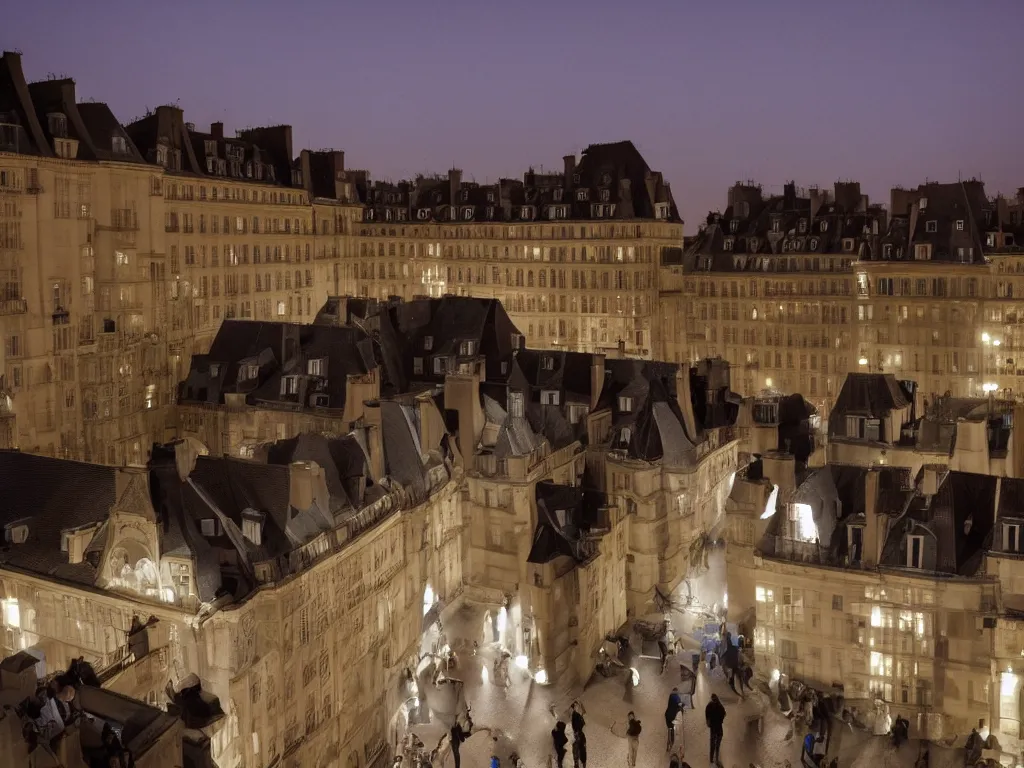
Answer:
[115, 471, 155, 521]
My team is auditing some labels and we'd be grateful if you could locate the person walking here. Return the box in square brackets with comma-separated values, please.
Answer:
[570, 700, 587, 737]
[666, 687, 684, 751]
[705, 693, 726, 767]
[552, 720, 569, 768]
[626, 711, 642, 768]
[449, 720, 468, 768]
[573, 728, 588, 768]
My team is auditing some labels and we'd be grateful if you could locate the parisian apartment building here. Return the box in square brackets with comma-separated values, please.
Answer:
[668, 179, 1024, 418]
[0, 290, 740, 768]
[0, 50, 682, 468]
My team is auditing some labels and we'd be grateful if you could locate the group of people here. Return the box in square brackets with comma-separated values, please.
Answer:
[551, 701, 588, 768]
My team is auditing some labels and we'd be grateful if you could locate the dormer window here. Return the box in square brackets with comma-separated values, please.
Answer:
[307, 358, 325, 377]
[576, 189, 589, 202]
[568, 403, 587, 425]
[820, 221, 828, 232]
[730, 220, 739, 233]
[798, 220, 807, 233]
[554, 188, 563, 202]
[541, 356, 555, 371]
[463, 207, 474, 220]
[510, 333, 523, 350]
[280, 375, 299, 396]
[47, 113, 67, 138]
[459, 340, 477, 356]
[771, 218, 780, 233]
[486, 192, 495, 203]
[508, 391, 524, 418]
[1004, 523, 1021, 553]
[424, 335, 434, 351]
[600, 189, 611, 202]
[655, 203, 669, 220]
[111, 135, 127, 154]
[204, 140, 216, 156]
[241, 363, 259, 381]
[618, 396, 633, 412]
[240, 510, 264, 546]
[883, 244, 893, 259]
[572, 173, 581, 184]
[919, 197, 928, 210]
[500, 361, 508, 375]
[723, 238, 733, 251]
[461, 190, 470, 202]
[843, 238, 855, 252]
[433, 357, 448, 375]
[955, 220, 964, 231]
[925, 220, 937, 233]
[541, 390, 560, 406]
[906, 534, 924, 569]
[365, 209, 375, 221]
[4, 521, 28, 544]
[413, 357, 424, 375]
[520, 206, 533, 220]
[619, 427, 632, 444]
[418, 209, 430, 221]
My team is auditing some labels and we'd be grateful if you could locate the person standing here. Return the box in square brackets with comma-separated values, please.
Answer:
[552, 720, 569, 768]
[666, 687, 683, 751]
[705, 693, 726, 767]
[626, 711, 642, 768]
[573, 729, 588, 768]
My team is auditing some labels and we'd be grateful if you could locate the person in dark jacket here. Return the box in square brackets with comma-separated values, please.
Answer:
[705, 693, 726, 766]
[626, 712, 642, 768]
[449, 721, 468, 768]
[573, 728, 588, 768]
[666, 688, 683, 751]
[571, 700, 587, 736]
[552, 720, 569, 768]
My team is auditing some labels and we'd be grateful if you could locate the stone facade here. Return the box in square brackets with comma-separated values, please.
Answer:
[724, 374, 1024, 760]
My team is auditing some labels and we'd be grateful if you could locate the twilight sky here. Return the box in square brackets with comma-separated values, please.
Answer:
[4, 0, 1022, 230]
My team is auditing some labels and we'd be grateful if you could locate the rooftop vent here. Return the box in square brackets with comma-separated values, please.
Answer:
[4, 520, 29, 544]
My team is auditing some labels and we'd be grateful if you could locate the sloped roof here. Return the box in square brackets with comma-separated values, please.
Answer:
[0, 451, 116, 585]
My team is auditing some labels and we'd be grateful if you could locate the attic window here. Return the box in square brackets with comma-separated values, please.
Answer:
[510, 333, 523, 350]
[500, 361, 508, 375]
[487, 192, 495, 203]
[508, 391, 525, 418]
[200, 518, 219, 537]
[210, 364, 221, 377]
[798, 220, 807, 233]
[843, 238, 855, 252]
[906, 535, 924, 569]
[424, 336, 434, 351]
[241, 363, 259, 381]
[569, 403, 587, 425]
[576, 189, 588, 202]
[919, 197, 928, 210]
[655, 203, 669, 220]
[111, 136, 127, 154]
[413, 357, 424, 375]
[542, 356, 555, 371]
[955, 220, 964, 231]
[723, 238, 733, 251]
[883, 244, 893, 259]
[307, 358, 325, 377]
[281, 375, 299, 396]
[730, 220, 738, 233]
[433, 357, 447, 375]
[242, 514, 263, 547]
[459, 340, 476, 356]
[618, 396, 633, 412]
[541, 390, 560, 406]
[619, 427, 632, 444]
[463, 207, 474, 220]
[1004, 523, 1021, 553]
[417, 209, 430, 221]
[924, 220, 938, 234]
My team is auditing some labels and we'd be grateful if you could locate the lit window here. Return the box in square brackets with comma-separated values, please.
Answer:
[276, 301, 286, 316]
[1, 598, 19, 629]
[618, 396, 633, 412]
[870, 606, 882, 628]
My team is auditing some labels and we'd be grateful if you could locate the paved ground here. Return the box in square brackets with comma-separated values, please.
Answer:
[412, 553, 938, 768]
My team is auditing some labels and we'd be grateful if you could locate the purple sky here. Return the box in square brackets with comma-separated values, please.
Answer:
[5, 0, 1022, 230]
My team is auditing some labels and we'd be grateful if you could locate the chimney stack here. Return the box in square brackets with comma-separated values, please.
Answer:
[449, 168, 462, 204]
[863, 468, 881, 566]
[211, 122, 224, 140]
[563, 155, 576, 187]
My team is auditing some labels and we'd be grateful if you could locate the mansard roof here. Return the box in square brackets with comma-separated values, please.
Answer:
[179, 320, 376, 412]
[528, 475, 608, 564]
[0, 451, 117, 586]
[359, 140, 680, 225]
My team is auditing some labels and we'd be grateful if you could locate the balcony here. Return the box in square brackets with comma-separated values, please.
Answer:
[106, 209, 139, 231]
[0, 298, 26, 315]
[758, 534, 832, 565]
